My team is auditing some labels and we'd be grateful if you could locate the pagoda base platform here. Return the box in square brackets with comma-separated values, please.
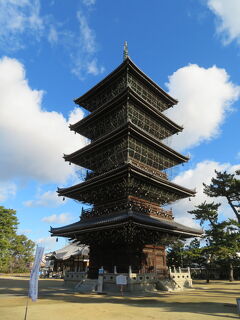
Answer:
[63, 269, 192, 293]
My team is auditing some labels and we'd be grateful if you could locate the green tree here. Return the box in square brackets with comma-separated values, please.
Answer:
[167, 238, 204, 269]
[0, 206, 18, 272]
[0, 206, 35, 273]
[9, 234, 35, 273]
[184, 238, 205, 267]
[167, 240, 185, 268]
[203, 170, 240, 223]
[189, 202, 240, 282]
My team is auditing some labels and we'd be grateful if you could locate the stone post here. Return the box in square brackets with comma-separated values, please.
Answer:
[97, 275, 103, 293]
[128, 265, 132, 277]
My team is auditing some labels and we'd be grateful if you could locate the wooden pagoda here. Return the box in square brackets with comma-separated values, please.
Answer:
[51, 53, 202, 279]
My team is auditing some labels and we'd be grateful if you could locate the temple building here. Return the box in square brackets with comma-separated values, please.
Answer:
[44, 242, 89, 278]
[51, 47, 202, 283]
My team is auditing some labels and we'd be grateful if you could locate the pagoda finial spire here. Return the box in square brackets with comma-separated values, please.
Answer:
[123, 41, 128, 61]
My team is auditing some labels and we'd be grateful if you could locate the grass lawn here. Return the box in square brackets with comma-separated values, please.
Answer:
[0, 275, 239, 320]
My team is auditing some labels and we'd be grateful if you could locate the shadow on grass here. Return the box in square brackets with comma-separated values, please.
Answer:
[37, 296, 240, 319]
[193, 280, 240, 286]
[0, 278, 64, 296]
[0, 278, 238, 319]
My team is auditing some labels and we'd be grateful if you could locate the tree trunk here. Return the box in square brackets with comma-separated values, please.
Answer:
[206, 266, 210, 283]
[229, 262, 234, 282]
[227, 197, 240, 224]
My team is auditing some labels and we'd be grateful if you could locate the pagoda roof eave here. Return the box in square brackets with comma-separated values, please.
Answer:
[64, 122, 189, 165]
[70, 88, 183, 134]
[50, 211, 203, 238]
[74, 57, 177, 108]
[57, 163, 196, 199]
[127, 58, 178, 105]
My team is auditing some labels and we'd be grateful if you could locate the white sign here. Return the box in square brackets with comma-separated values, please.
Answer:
[29, 246, 44, 301]
[116, 275, 127, 285]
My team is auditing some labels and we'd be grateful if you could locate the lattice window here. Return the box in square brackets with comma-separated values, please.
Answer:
[72, 177, 182, 206]
[83, 74, 127, 111]
[77, 138, 128, 176]
[74, 178, 129, 204]
[128, 178, 181, 205]
[81, 199, 173, 221]
[128, 73, 168, 112]
[81, 105, 127, 141]
[128, 103, 174, 140]
[128, 137, 178, 171]
[78, 139, 179, 180]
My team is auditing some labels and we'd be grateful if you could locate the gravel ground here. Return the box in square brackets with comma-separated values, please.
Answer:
[0, 275, 239, 320]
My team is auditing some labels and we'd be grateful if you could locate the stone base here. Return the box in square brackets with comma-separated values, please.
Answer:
[75, 279, 98, 293]
[64, 271, 87, 288]
[63, 270, 192, 293]
[156, 278, 192, 292]
[103, 281, 157, 293]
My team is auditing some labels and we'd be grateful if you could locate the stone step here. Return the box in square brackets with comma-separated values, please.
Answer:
[156, 279, 183, 291]
[75, 279, 98, 293]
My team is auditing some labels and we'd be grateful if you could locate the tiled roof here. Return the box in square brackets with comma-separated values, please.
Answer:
[51, 210, 202, 238]
[48, 241, 89, 260]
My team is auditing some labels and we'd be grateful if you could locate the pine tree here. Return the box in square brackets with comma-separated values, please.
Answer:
[203, 170, 240, 223]
[0, 206, 35, 273]
[189, 202, 240, 282]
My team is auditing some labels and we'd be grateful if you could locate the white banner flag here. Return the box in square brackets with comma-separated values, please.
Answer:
[29, 246, 44, 301]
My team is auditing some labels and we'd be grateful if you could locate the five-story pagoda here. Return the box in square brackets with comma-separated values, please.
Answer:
[51, 47, 202, 279]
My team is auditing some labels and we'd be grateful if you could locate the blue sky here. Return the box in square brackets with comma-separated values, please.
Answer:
[0, 0, 239, 251]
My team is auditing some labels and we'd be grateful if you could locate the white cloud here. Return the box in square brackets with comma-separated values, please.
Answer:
[42, 213, 73, 224]
[24, 190, 64, 207]
[71, 11, 104, 79]
[68, 107, 85, 124]
[0, 57, 86, 183]
[0, 0, 44, 50]
[165, 64, 240, 151]
[36, 236, 57, 251]
[82, 0, 96, 6]
[171, 160, 240, 228]
[77, 11, 96, 54]
[207, 0, 240, 45]
[48, 25, 58, 44]
[229, 164, 240, 174]
[0, 1, 104, 79]
[87, 58, 105, 76]
[0, 182, 16, 202]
